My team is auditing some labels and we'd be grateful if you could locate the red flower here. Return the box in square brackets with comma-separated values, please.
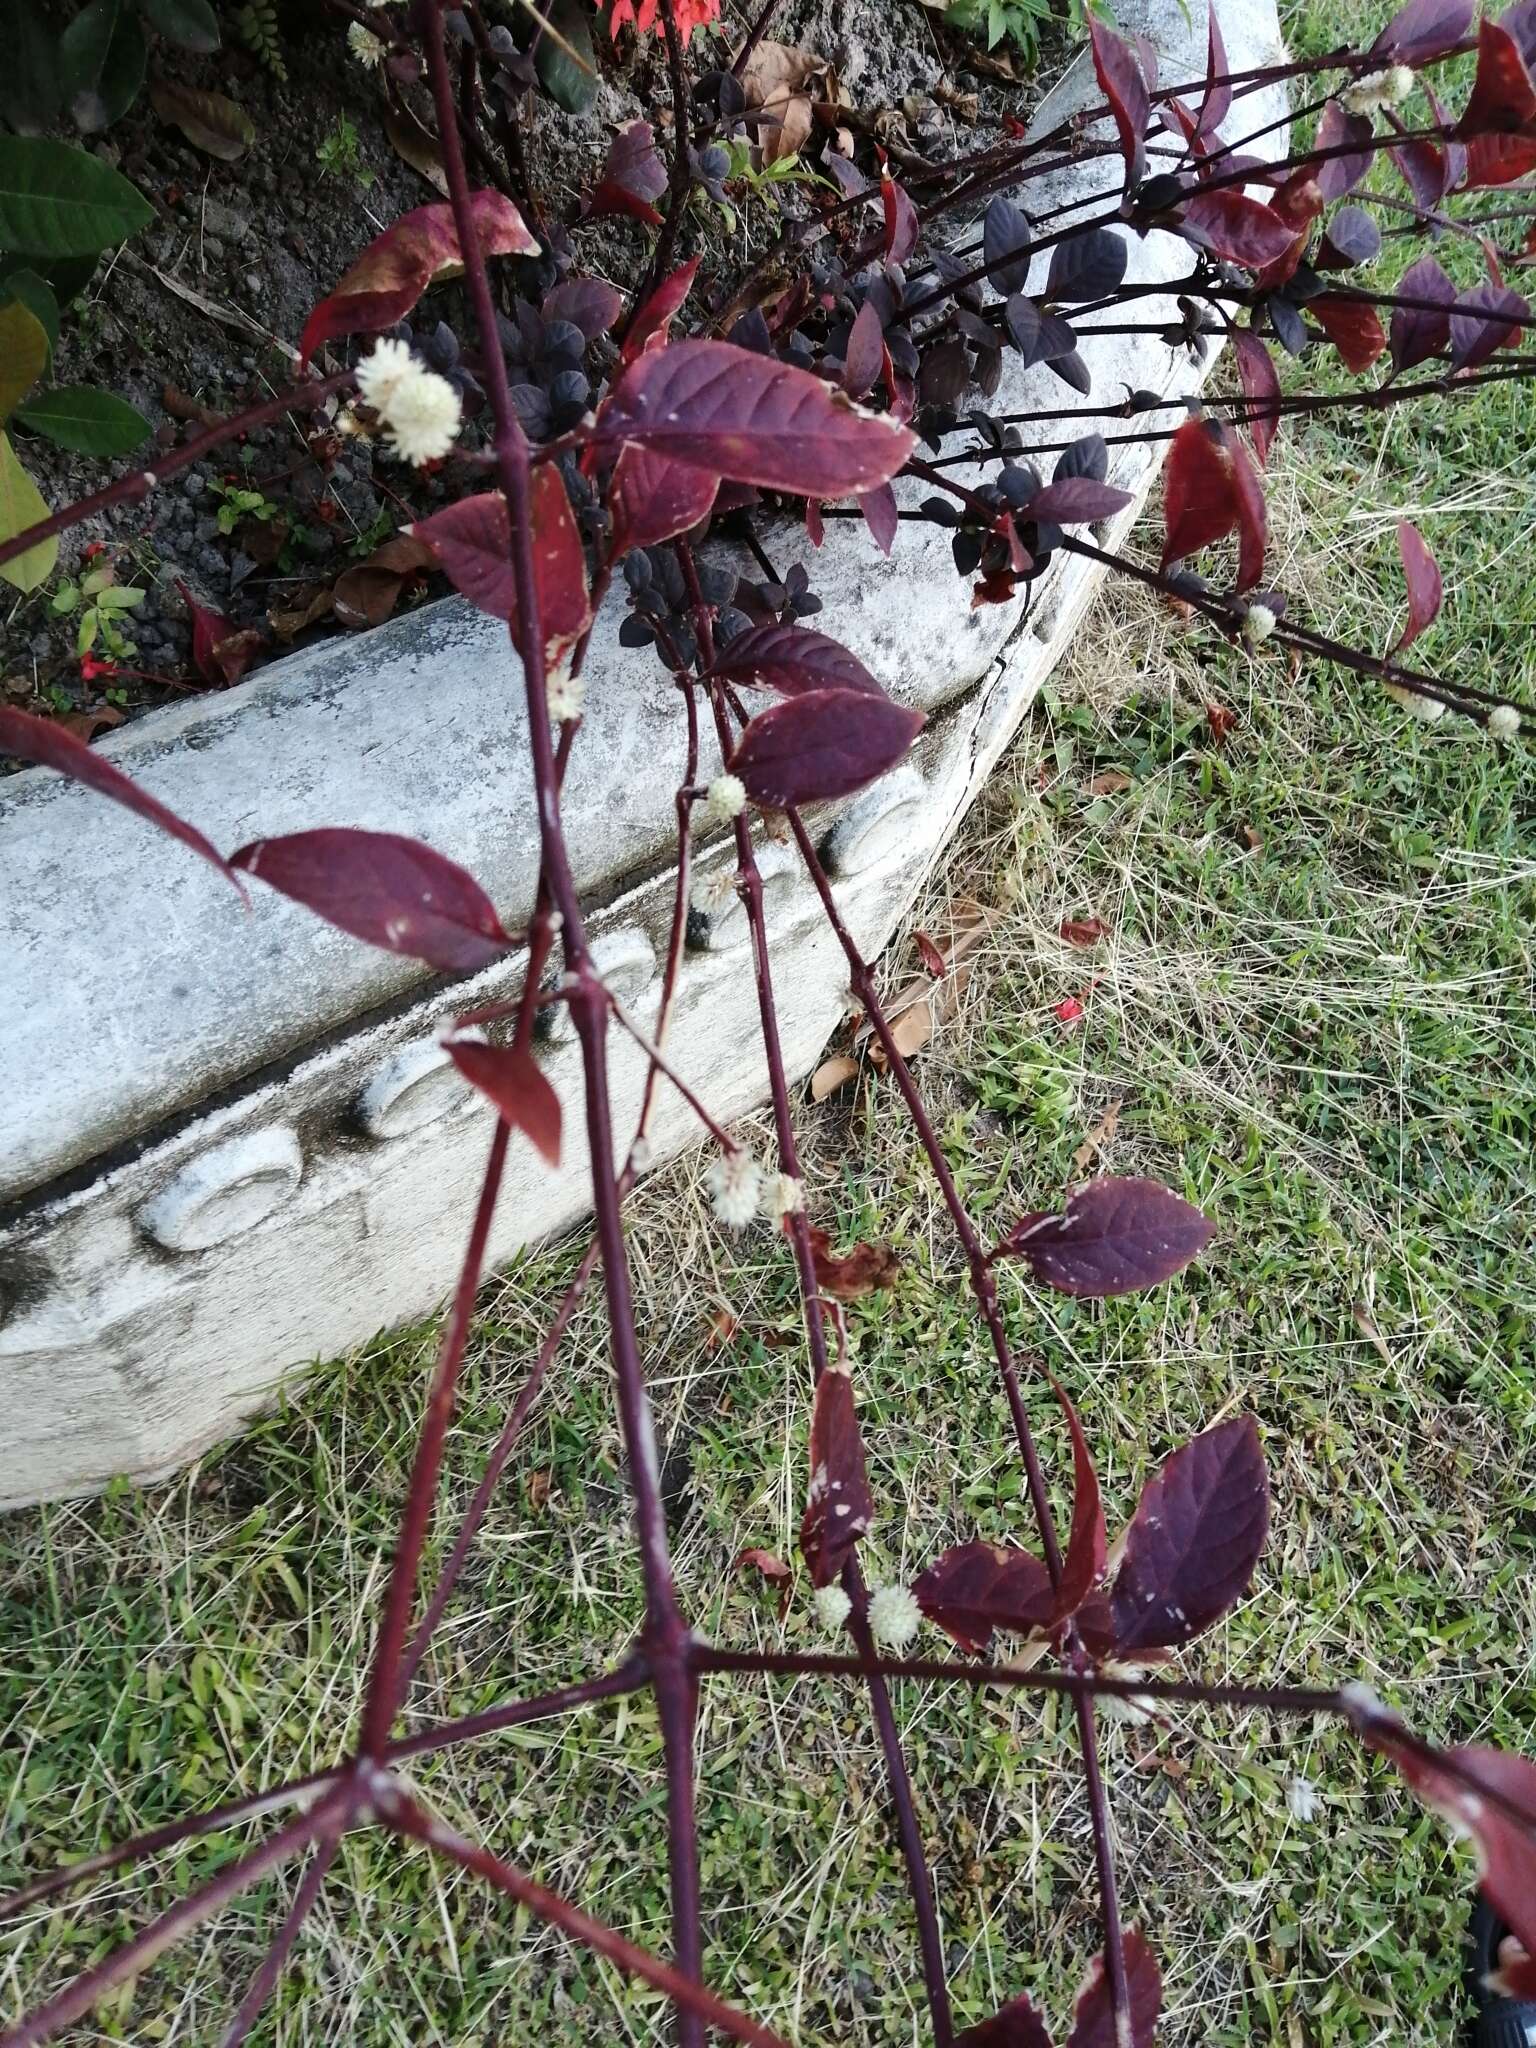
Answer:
[608, 0, 721, 37]
[80, 654, 119, 681]
[82, 540, 107, 563]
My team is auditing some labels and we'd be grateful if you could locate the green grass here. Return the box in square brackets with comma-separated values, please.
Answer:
[4, 18, 1536, 2044]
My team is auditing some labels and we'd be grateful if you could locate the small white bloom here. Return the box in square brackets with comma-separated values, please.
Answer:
[706, 1148, 761, 1230]
[813, 1583, 853, 1631]
[1488, 704, 1521, 740]
[1287, 1775, 1319, 1823]
[547, 671, 585, 722]
[355, 337, 416, 415]
[1243, 602, 1277, 646]
[335, 404, 372, 440]
[705, 773, 747, 824]
[347, 20, 387, 66]
[1340, 63, 1413, 115]
[628, 1134, 653, 1173]
[764, 1172, 804, 1220]
[867, 1583, 922, 1653]
[380, 368, 461, 466]
[1386, 682, 1447, 723]
[689, 866, 738, 917]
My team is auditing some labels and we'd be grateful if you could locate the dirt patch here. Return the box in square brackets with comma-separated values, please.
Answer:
[3, 0, 1064, 740]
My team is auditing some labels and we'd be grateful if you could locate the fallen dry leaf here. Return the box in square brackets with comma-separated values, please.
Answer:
[162, 384, 226, 428]
[526, 1468, 552, 1510]
[811, 1053, 860, 1101]
[734, 1547, 793, 1618]
[149, 78, 257, 162]
[1073, 1097, 1122, 1173]
[1087, 770, 1133, 796]
[57, 703, 125, 742]
[914, 930, 946, 978]
[268, 584, 335, 642]
[1060, 915, 1108, 947]
[1205, 701, 1238, 744]
[332, 533, 437, 629]
[806, 1226, 901, 1301]
[384, 100, 448, 195]
[1353, 1300, 1395, 1368]
[741, 39, 820, 165]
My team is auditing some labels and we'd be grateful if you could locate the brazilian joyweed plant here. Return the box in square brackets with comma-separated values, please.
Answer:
[2, 0, 1536, 2037]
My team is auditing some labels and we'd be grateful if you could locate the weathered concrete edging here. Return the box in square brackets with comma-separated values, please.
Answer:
[0, 0, 1285, 1505]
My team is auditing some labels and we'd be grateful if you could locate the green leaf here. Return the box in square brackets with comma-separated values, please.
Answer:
[535, 0, 597, 116]
[97, 583, 146, 609]
[0, 300, 50, 418]
[0, 140, 152, 257]
[51, 580, 81, 613]
[0, 3, 64, 135]
[61, 0, 147, 133]
[1, 269, 60, 356]
[140, 0, 221, 52]
[0, 429, 57, 593]
[15, 384, 152, 455]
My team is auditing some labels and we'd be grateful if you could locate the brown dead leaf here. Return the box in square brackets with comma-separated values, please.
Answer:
[1238, 822, 1264, 853]
[57, 703, 126, 742]
[741, 40, 819, 165]
[1073, 1097, 1122, 1173]
[1087, 770, 1132, 796]
[1353, 1300, 1394, 1368]
[734, 1547, 794, 1618]
[708, 1307, 739, 1349]
[268, 584, 335, 642]
[1060, 915, 1108, 946]
[914, 930, 946, 979]
[236, 515, 288, 568]
[526, 1468, 552, 1510]
[162, 384, 226, 428]
[332, 533, 436, 630]
[811, 1053, 860, 1101]
[934, 76, 980, 119]
[806, 1226, 901, 1301]
[149, 78, 257, 162]
[384, 100, 449, 195]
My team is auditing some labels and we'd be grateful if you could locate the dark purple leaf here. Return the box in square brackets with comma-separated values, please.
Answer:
[1003, 292, 1043, 361]
[1048, 348, 1093, 395]
[1370, 0, 1476, 64]
[1230, 328, 1281, 466]
[1391, 254, 1456, 369]
[1090, 17, 1150, 188]
[1345, 1704, 1536, 1960]
[230, 827, 515, 970]
[1450, 280, 1528, 369]
[1318, 203, 1382, 268]
[595, 340, 915, 497]
[1065, 1930, 1162, 2048]
[955, 1992, 1053, 2048]
[1389, 129, 1452, 211]
[704, 622, 884, 697]
[920, 336, 974, 409]
[728, 687, 924, 807]
[844, 299, 885, 399]
[1000, 1174, 1213, 1296]
[913, 1540, 1055, 1655]
[1316, 102, 1375, 200]
[1160, 416, 1265, 585]
[983, 194, 1035, 295]
[1025, 477, 1133, 525]
[1054, 433, 1108, 483]
[1393, 518, 1443, 652]
[1107, 1417, 1269, 1656]
[444, 1037, 561, 1163]
[588, 119, 667, 226]
[1050, 1373, 1107, 1623]
[0, 705, 241, 893]
[1462, 129, 1536, 185]
[1195, 7, 1232, 138]
[543, 277, 625, 340]
[1045, 229, 1127, 303]
[799, 1366, 873, 1587]
[860, 482, 899, 555]
[1180, 189, 1297, 268]
[606, 444, 719, 557]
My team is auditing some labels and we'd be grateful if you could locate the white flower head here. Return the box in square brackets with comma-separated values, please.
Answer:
[1287, 1775, 1319, 1823]
[867, 1583, 922, 1653]
[1488, 704, 1521, 740]
[1385, 682, 1447, 724]
[813, 1583, 853, 1631]
[689, 865, 738, 917]
[628, 1133, 653, 1173]
[347, 20, 387, 66]
[706, 1148, 761, 1230]
[381, 369, 461, 466]
[1340, 63, 1413, 115]
[355, 337, 416, 414]
[764, 1172, 804, 1221]
[547, 670, 585, 723]
[705, 773, 747, 825]
[1243, 601, 1277, 646]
